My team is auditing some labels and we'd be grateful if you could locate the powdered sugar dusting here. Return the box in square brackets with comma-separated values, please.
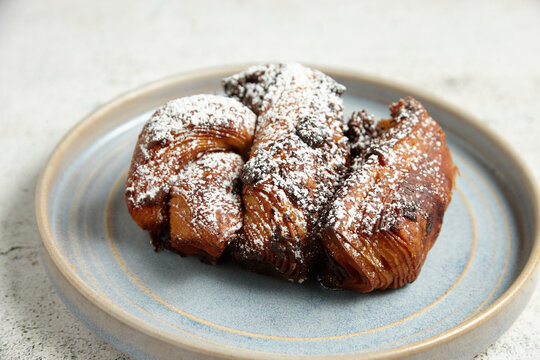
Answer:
[145, 94, 255, 144]
[224, 63, 349, 260]
[223, 64, 282, 115]
[327, 97, 451, 237]
[125, 94, 256, 208]
[170, 152, 243, 237]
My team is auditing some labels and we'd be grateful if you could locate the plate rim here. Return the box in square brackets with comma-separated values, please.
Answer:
[35, 64, 540, 359]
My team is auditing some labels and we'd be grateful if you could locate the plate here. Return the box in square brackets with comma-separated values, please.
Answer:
[36, 66, 540, 359]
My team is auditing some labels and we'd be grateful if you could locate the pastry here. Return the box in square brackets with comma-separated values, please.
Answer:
[125, 64, 457, 293]
[223, 63, 350, 282]
[318, 97, 457, 292]
[168, 152, 244, 264]
[125, 94, 256, 253]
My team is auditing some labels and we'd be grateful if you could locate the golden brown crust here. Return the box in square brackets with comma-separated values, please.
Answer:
[168, 152, 244, 264]
[319, 97, 457, 292]
[125, 95, 256, 233]
[223, 63, 349, 282]
[126, 65, 457, 293]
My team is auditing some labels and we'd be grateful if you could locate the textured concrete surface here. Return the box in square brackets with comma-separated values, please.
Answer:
[1, 0, 539, 358]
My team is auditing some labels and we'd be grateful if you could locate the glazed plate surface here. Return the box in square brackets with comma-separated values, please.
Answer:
[36, 66, 539, 360]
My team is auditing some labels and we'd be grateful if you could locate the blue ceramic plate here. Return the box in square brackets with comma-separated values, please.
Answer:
[36, 66, 539, 360]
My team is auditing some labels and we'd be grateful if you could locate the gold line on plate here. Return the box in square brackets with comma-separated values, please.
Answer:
[105, 168, 477, 341]
[337, 148, 513, 353]
[453, 153, 512, 318]
[353, 184, 479, 353]
[67, 141, 230, 348]
[69, 146, 122, 300]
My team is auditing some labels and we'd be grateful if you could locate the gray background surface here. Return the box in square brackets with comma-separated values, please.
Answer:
[1, 0, 538, 358]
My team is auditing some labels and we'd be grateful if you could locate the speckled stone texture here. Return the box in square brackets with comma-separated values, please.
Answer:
[0, 0, 538, 359]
